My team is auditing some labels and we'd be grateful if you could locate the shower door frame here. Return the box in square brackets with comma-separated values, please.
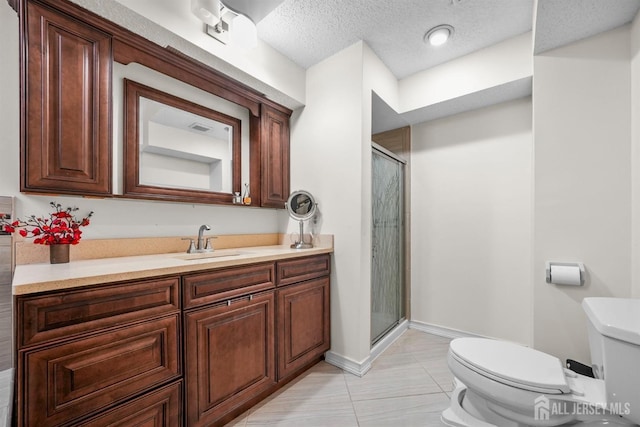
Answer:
[371, 142, 407, 345]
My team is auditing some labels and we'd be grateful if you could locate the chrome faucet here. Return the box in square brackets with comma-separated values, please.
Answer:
[183, 224, 215, 254]
[197, 224, 211, 252]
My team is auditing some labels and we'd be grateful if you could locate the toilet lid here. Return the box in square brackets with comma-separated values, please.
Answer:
[450, 338, 571, 394]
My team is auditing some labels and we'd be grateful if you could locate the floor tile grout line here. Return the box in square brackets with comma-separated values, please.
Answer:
[341, 367, 363, 426]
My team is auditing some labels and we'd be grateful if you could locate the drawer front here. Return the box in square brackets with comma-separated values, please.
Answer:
[18, 276, 180, 348]
[77, 381, 183, 427]
[276, 254, 331, 286]
[183, 262, 275, 309]
[19, 314, 181, 427]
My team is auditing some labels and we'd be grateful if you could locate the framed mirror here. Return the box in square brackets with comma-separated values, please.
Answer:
[123, 79, 241, 204]
[286, 190, 317, 249]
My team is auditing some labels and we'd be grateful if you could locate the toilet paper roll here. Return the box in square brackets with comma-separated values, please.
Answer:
[550, 265, 582, 286]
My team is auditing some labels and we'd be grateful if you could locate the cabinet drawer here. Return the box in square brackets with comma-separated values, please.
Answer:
[77, 381, 183, 427]
[276, 254, 331, 286]
[183, 262, 275, 309]
[19, 314, 181, 427]
[17, 276, 180, 348]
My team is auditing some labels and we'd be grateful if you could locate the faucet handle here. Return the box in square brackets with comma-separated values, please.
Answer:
[182, 238, 196, 253]
[204, 236, 217, 251]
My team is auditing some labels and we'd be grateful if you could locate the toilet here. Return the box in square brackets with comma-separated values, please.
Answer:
[442, 297, 640, 426]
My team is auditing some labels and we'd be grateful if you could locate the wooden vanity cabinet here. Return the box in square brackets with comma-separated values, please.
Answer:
[183, 256, 330, 426]
[15, 276, 182, 427]
[276, 255, 331, 380]
[14, 254, 330, 426]
[22, 0, 112, 195]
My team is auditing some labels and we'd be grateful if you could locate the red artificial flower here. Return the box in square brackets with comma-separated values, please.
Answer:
[0, 201, 94, 246]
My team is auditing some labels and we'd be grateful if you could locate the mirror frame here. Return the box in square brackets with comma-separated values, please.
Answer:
[123, 79, 241, 204]
[286, 190, 317, 221]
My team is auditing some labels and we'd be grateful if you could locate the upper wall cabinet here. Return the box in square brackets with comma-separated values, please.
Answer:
[22, 1, 112, 195]
[17, 0, 292, 208]
[258, 105, 291, 208]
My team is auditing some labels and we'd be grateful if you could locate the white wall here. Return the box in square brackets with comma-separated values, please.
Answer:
[533, 26, 632, 363]
[0, 2, 282, 241]
[287, 41, 403, 368]
[411, 98, 533, 345]
[289, 42, 370, 364]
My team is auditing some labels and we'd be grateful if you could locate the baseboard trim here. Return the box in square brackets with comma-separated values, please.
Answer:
[325, 321, 489, 377]
[409, 320, 489, 340]
[325, 320, 410, 377]
[324, 351, 372, 377]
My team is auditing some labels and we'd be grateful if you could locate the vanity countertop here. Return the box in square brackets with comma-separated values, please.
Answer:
[13, 243, 333, 296]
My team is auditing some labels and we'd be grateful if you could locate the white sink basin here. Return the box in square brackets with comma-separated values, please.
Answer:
[174, 251, 243, 261]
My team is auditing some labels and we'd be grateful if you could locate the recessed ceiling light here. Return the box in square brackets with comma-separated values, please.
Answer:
[424, 25, 454, 46]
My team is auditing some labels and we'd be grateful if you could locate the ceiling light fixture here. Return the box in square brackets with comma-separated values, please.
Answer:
[193, 0, 284, 50]
[424, 24, 454, 46]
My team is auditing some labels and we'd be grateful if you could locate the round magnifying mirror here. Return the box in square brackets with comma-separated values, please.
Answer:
[286, 190, 317, 249]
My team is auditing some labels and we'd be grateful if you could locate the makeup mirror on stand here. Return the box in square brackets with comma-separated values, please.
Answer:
[286, 190, 317, 249]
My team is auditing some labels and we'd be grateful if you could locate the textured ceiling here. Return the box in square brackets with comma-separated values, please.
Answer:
[258, 0, 534, 80]
[534, 0, 640, 54]
[259, 0, 640, 80]
[106, 0, 640, 129]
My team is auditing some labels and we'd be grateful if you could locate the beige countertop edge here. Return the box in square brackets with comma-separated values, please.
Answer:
[13, 245, 333, 296]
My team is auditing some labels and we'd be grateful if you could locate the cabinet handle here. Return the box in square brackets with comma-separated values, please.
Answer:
[224, 294, 256, 307]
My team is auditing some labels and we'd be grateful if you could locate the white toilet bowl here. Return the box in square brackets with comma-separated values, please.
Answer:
[442, 338, 634, 426]
[441, 297, 640, 427]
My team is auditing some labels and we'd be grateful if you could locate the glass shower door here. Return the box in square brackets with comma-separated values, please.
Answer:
[371, 146, 405, 345]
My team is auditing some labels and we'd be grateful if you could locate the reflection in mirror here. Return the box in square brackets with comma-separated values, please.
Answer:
[289, 192, 313, 217]
[124, 79, 241, 204]
[286, 190, 317, 249]
[139, 97, 233, 193]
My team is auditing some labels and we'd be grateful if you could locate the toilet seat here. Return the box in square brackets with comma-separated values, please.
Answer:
[449, 338, 571, 394]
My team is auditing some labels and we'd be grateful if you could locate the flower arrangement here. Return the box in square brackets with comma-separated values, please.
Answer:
[0, 201, 93, 245]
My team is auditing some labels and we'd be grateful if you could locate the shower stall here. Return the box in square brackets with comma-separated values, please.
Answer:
[371, 145, 405, 345]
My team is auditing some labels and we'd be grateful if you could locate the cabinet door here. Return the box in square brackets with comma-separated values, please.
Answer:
[185, 291, 275, 426]
[19, 314, 181, 427]
[277, 277, 330, 380]
[23, 1, 112, 195]
[259, 104, 290, 208]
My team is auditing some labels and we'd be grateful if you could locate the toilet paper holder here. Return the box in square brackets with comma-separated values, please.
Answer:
[545, 261, 585, 286]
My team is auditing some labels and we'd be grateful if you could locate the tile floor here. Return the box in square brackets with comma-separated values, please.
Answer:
[227, 329, 453, 426]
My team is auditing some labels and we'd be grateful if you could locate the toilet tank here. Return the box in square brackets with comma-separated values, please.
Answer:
[582, 297, 640, 424]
